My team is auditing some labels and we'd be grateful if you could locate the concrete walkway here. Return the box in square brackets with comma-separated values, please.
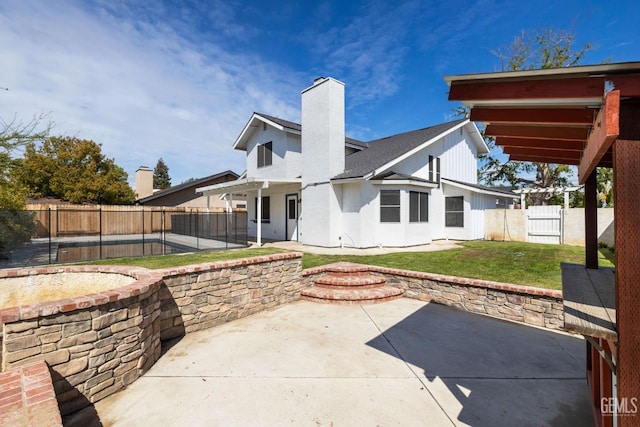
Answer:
[92, 299, 593, 427]
[260, 239, 462, 255]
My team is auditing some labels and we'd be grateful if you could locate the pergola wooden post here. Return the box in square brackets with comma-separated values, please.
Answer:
[445, 62, 640, 427]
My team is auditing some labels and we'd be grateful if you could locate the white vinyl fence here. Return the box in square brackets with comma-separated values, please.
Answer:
[484, 207, 615, 247]
[526, 205, 563, 244]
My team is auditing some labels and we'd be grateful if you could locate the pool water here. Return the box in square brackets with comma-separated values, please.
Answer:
[57, 240, 196, 262]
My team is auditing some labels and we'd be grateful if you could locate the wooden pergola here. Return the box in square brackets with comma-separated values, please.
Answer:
[445, 62, 640, 427]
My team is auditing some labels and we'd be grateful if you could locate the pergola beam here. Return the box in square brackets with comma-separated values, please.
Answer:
[504, 147, 582, 160]
[578, 90, 620, 183]
[448, 76, 605, 102]
[507, 153, 581, 165]
[497, 137, 584, 151]
[610, 75, 640, 97]
[471, 107, 595, 125]
[486, 124, 590, 141]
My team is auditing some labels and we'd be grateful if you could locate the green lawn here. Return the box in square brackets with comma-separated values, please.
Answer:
[302, 241, 614, 290]
[82, 247, 288, 269]
[85, 241, 614, 291]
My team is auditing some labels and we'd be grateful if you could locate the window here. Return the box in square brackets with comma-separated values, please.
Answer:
[254, 196, 270, 222]
[257, 142, 272, 168]
[288, 198, 296, 220]
[429, 155, 440, 184]
[410, 191, 429, 222]
[380, 190, 400, 223]
[445, 196, 464, 227]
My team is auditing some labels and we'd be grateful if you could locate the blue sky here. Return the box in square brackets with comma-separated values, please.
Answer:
[1, 0, 638, 186]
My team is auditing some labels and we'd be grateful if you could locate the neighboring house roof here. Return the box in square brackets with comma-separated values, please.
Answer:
[442, 178, 516, 198]
[333, 119, 479, 180]
[233, 112, 366, 151]
[137, 170, 239, 205]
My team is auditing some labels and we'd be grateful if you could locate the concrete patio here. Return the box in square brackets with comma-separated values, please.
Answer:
[87, 298, 593, 426]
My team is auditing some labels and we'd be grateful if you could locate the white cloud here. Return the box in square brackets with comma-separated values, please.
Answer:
[0, 0, 302, 185]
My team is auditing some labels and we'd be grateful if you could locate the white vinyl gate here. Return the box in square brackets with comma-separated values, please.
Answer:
[527, 205, 563, 244]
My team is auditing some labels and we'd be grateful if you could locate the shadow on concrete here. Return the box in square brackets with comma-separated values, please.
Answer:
[366, 302, 595, 427]
[49, 368, 103, 427]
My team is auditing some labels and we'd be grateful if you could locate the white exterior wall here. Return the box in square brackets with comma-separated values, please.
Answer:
[246, 126, 302, 181]
[300, 78, 345, 247]
[469, 192, 498, 240]
[246, 183, 300, 241]
[339, 182, 433, 248]
[439, 183, 472, 241]
[441, 126, 478, 184]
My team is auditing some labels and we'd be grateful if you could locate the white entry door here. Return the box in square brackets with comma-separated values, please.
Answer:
[286, 194, 298, 241]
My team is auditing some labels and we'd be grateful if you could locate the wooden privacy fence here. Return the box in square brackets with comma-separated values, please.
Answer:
[25, 204, 228, 238]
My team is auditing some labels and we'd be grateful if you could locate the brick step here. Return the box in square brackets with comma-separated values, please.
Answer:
[313, 275, 386, 288]
[321, 263, 371, 274]
[300, 285, 403, 305]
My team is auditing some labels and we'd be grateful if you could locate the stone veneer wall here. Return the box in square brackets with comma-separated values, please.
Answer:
[303, 263, 564, 330]
[0, 252, 303, 419]
[157, 253, 303, 340]
[0, 266, 164, 416]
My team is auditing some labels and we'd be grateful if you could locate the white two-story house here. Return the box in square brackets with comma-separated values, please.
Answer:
[198, 77, 513, 248]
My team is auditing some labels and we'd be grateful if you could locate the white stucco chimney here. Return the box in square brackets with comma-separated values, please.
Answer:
[135, 166, 153, 199]
[301, 77, 346, 182]
[300, 77, 345, 247]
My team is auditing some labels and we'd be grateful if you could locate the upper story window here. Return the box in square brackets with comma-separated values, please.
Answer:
[428, 155, 440, 184]
[445, 196, 464, 227]
[380, 190, 400, 223]
[257, 142, 273, 168]
[409, 191, 429, 223]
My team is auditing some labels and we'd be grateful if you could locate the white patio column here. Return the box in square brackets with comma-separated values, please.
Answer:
[257, 188, 262, 246]
[226, 194, 233, 213]
[521, 193, 526, 212]
[564, 190, 570, 211]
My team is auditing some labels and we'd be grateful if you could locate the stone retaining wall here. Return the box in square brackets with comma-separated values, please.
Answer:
[0, 266, 164, 416]
[158, 253, 303, 341]
[303, 263, 564, 330]
[0, 253, 303, 421]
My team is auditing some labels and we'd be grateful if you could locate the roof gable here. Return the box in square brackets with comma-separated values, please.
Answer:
[233, 112, 366, 151]
[333, 119, 475, 180]
[137, 170, 239, 204]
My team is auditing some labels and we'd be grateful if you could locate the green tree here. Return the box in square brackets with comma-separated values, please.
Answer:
[478, 28, 592, 205]
[0, 113, 52, 210]
[15, 136, 136, 204]
[0, 113, 51, 253]
[153, 158, 171, 189]
[597, 168, 614, 207]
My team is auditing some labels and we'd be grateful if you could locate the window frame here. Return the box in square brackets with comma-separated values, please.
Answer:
[257, 141, 273, 168]
[445, 196, 464, 227]
[409, 191, 429, 223]
[253, 196, 271, 223]
[380, 190, 401, 223]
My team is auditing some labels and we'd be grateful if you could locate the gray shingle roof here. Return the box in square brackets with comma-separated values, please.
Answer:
[333, 119, 467, 180]
[255, 112, 367, 148]
[254, 113, 465, 180]
[137, 170, 239, 203]
[442, 178, 515, 196]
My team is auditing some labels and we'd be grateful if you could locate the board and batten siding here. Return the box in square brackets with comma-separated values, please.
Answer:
[441, 127, 478, 184]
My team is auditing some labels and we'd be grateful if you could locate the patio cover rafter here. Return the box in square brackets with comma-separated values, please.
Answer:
[496, 137, 585, 151]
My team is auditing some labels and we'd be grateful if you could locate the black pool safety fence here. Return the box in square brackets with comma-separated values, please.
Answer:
[0, 208, 248, 268]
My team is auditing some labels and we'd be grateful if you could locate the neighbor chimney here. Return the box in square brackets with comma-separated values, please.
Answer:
[135, 166, 153, 199]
